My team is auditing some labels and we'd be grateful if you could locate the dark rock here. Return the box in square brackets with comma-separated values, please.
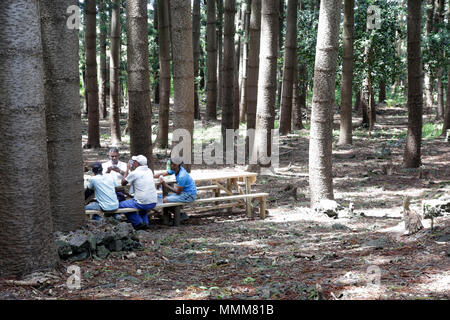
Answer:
[122, 238, 135, 251]
[55, 240, 72, 259]
[114, 223, 134, 239]
[87, 232, 96, 252]
[96, 245, 110, 259]
[331, 223, 350, 231]
[68, 233, 90, 254]
[107, 239, 123, 252]
[67, 250, 90, 263]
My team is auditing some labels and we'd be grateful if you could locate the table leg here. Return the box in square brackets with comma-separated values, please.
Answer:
[227, 179, 232, 213]
[245, 177, 252, 218]
[173, 206, 181, 227]
[259, 196, 267, 219]
[162, 207, 171, 225]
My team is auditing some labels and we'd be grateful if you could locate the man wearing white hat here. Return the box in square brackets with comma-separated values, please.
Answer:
[119, 155, 157, 230]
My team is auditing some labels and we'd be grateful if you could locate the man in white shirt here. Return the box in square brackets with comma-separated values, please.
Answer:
[119, 155, 157, 230]
[102, 147, 127, 181]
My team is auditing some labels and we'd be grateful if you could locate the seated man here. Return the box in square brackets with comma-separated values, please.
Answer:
[102, 147, 127, 181]
[85, 162, 119, 220]
[119, 155, 157, 230]
[155, 156, 197, 205]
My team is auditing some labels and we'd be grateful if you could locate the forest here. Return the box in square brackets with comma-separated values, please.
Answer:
[0, 0, 449, 302]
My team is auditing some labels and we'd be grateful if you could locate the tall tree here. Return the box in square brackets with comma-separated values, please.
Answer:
[99, 0, 108, 119]
[206, 0, 218, 120]
[308, 0, 342, 208]
[40, 0, 85, 232]
[170, 0, 195, 171]
[239, 1, 251, 122]
[221, 0, 236, 156]
[424, 0, 434, 110]
[279, 0, 298, 135]
[253, 0, 279, 168]
[126, 0, 153, 167]
[0, 0, 58, 276]
[246, 0, 261, 132]
[434, 0, 445, 119]
[403, 0, 423, 168]
[157, 0, 171, 148]
[110, 0, 121, 145]
[217, 0, 224, 109]
[85, 0, 101, 148]
[292, 56, 305, 130]
[233, 6, 242, 130]
[193, 0, 202, 120]
[337, 0, 354, 145]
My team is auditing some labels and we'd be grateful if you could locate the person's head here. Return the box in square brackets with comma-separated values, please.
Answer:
[169, 156, 183, 173]
[109, 147, 120, 165]
[92, 162, 103, 175]
[131, 155, 147, 170]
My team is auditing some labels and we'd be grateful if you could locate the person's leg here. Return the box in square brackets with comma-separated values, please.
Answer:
[85, 202, 102, 220]
[119, 199, 143, 228]
[136, 203, 156, 225]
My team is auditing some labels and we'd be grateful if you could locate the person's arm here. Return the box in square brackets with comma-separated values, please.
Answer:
[153, 171, 170, 179]
[121, 161, 132, 186]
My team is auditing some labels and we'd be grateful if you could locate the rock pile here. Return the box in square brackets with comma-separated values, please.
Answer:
[54, 218, 143, 262]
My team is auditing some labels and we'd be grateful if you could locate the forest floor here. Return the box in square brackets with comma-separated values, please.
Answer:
[1, 103, 449, 300]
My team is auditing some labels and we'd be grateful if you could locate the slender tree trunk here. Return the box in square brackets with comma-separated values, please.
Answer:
[86, 0, 101, 148]
[157, 0, 171, 148]
[82, 67, 88, 114]
[279, 0, 298, 135]
[206, 0, 218, 120]
[403, 0, 423, 168]
[99, 0, 108, 119]
[170, 0, 195, 171]
[221, 0, 236, 155]
[246, 0, 261, 131]
[239, 1, 251, 123]
[217, 0, 224, 109]
[126, 0, 153, 168]
[434, 0, 445, 119]
[153, 0, 160, 105]
[338, 0, 354, 145]
[0, 0, 58, 277]
[193, 0, 202, 120]
[40, 0, 85, 232]
[292, 56, 305, 130]
[233, 6, 242, 130]
[276, 0, 284, 110]
[110, 0, 121, 145]
[378, 80, 386, 104]
[442, 67, 450, 134]
[253, 0, 279, 168]
[353, 87, 361, 112]
[424, 0, 434, 110]
[309, 0, 342, 208]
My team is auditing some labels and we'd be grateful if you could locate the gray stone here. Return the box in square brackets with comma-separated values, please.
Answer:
[107, 239, 123, 252]
[55, 240, 72, 259]
[96, 245, 110, 259]
[67, 250, 90, 263]
[68, 233, 90, 254]
[331, 223, 350, 231]
[88, 232, 96, 252]
[364, 238, 391, 250]
[315, 200, 343, 218]
[114, 223, 134, 239]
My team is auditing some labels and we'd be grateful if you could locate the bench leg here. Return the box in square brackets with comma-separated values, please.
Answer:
[173, 206, 181, 227]
[245, 177, 252, 218]
[227, 179, 233, 213]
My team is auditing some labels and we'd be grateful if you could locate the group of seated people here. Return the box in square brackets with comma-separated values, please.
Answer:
[85, 148, 197, 230]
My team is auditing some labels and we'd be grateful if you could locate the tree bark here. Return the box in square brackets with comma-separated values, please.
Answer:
[276, 0, 284, 111]
[403, 0, 423, 168]
[292, 56, 305, 130]
[378, 80, 386, 104]
[221, 0, 236, 155]
[423, 0, 434, 110]
[110, 0, 122, 145]
[239, 1, 251, 123]
[126, 0, 153, 168]
[309, 0, 342, 208]
[279, 0, 298, 135]
[338, 0, 354, 145]
[434, 0, 445, 119]
[193, 0, 202, 120]
[217, 0, 224, 109]
[40, 0, 85, 232]
[85, 0, 101, 148]
[206, 0, 218, 120]
[253, 0, 279, 168]
[99, 0, 108, 119]
[170, 0, 195, 171]
[157, 0, 171, 148]
[0, 0, 58, 277]
[233, 6, 242, 130]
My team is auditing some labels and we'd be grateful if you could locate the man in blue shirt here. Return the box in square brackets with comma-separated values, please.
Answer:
[85, 162, 119, 220]
[155, 156, 197, 204]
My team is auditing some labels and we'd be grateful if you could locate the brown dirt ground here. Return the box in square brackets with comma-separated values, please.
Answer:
[0, 103, 448, 300]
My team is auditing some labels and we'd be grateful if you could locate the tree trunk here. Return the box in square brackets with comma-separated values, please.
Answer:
[40, 0, 85, 232]
[292, 56, 305, 130]
[423, 0, 434, 110]
[170, 0, 195, 171]
[246, 0, 261, 131]
[221, 0, 236, 156]
[99, 0, 108, 119]
[239, 1, 251, 123]
[206, 0, 218, 120]
[253, 0, 279, 168]
[276, 0, 284, 111]
[217, 0, 224, 109]
[153, 0, 160, 106]
[338, 0, 354, 145]
[126, 0, 153, 168]
[378, 80, 386, 104]
[157, 0, 171, 148]
[309, 0, 342, 208]
[279, 0, 298, 135]
[110, 0, 121, 145]
[193, 0, 202, 120]
[85, 0, 101, 148]
[0, 0, 58, 277]
[434, 0, 445, 119]
[403, 0, 423, 168]
[233, 6, 242, 130]
[442, 66, 450, 134]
